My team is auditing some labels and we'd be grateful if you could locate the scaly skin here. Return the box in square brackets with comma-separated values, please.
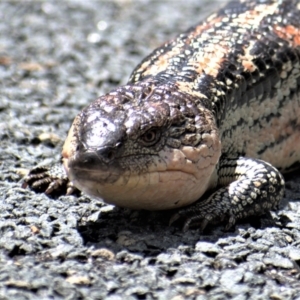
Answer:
[24, 0, 300, 231]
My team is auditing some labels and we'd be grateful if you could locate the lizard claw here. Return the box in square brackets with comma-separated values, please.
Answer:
[169, 213, 181, 226]
[169, 211, 211, 233]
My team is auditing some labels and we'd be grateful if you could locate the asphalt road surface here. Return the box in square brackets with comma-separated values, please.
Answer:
[1, 1, 300, 299]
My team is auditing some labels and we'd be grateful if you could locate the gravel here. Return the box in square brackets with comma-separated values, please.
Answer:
[1, 0, 300, 299]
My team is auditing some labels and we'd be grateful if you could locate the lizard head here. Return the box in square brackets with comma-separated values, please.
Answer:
[62, 82, 221, 210]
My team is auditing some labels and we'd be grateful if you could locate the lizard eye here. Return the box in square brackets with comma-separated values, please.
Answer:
[139, 128, 161, 146]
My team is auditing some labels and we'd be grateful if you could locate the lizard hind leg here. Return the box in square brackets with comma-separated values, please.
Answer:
[170, 157, 285, 232]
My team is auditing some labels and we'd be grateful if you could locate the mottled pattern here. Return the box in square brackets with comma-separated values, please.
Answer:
[130, 0, 300, 171]
[24, 0, 300, 231]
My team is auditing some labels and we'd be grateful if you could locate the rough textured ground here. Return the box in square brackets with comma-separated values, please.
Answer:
[1, 1, 300, 299]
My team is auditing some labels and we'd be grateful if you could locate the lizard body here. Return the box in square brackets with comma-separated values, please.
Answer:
[24, 0, 300, 231]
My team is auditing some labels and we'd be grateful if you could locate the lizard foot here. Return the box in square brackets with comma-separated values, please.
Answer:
[170, 157, 285, 233]
[22, 165, 78, 197]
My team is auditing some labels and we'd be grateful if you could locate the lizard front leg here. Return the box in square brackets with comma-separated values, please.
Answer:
[170, 157, 285, 232]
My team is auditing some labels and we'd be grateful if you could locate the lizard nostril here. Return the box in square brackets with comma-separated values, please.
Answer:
[97, 147, 116, 162]
[106, 149, 115, 160]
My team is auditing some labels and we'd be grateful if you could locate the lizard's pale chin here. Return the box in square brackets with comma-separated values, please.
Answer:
[65, 162, 209, 210]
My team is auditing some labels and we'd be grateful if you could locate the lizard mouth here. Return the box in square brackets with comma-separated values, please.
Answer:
[66, 151, 123, 185]
[64, 151, 212, 210]
[66, 162, 202, 210]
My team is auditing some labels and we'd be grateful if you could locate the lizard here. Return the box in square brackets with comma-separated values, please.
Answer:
[23, 0, 300, 232]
